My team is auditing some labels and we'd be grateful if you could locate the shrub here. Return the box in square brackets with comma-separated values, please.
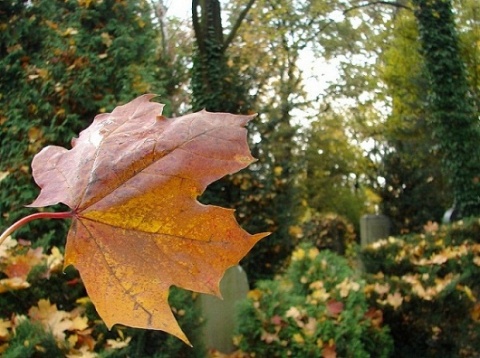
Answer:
[299, 212, 357, 255]
[235, 243, 393, 357]
[0, 236, 205, 357]
[360, 218, 480, 357]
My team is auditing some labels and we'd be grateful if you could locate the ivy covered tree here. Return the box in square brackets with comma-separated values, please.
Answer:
[412, 0, 480, 217]
[191, 0, 253, 113]
[378, 9, 452, 233]
[456, 0, 480, 113]
[190, 0, 306, 282]
[323, 0, 480, 229]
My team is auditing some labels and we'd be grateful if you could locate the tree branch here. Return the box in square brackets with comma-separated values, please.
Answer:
[344, 1, 412, 14]
[223, 0, 256, 51]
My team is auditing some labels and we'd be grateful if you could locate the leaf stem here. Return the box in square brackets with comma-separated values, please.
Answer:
[0, 211, 73, 246]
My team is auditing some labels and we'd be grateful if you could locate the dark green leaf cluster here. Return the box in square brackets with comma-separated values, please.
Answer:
[0, 0, 163, 236]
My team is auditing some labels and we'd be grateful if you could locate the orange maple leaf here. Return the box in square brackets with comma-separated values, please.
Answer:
[3, 247, 43, 279]
[28, 299, 74, 341]
[24, 94, 268, 344]
[322, 343, 337, 358]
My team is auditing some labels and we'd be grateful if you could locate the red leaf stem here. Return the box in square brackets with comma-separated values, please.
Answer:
[0, 211, 72, 246]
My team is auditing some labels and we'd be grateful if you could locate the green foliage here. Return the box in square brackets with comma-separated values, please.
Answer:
[0, 0, 162, 238]
[235, 244, 393, 357]
[360, 218, 480, 357]
[3, 320, 63, 358]
[305, 113, 370, 228]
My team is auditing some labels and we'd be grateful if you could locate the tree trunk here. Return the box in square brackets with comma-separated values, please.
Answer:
[191, 0, 246, 113]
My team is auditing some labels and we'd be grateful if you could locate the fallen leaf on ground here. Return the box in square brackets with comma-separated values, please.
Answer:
[28, 299, 73, 340]
[0, 277, 30, 293]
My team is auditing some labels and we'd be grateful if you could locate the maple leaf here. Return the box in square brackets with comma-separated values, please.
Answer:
[0, 277, 30, 293]
[326, 300, 344, 318]
[373, 282, 390, 296]
[423, 220, 439, 234]
[3, 247, 43, 279]
[364, 308, 384, 329]
[471, 303, 480, 321]
[106, 336, 132, 350]
[0, 236, 17, 258]
[322, 343, 337, 358]
[260, 329, 280, 343]
[28, 299, 73, 340]
[386, 292, 404, 309]
[0, 318, 11, 340]
[302, 317, 317, 337]
[22, 94, 268, 344]
[66, 346, 98, 358]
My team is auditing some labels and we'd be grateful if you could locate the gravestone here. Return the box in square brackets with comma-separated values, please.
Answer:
[443, 205, 461, 223]
[360, 214, 390, 247]
[198, 265, 249, 353]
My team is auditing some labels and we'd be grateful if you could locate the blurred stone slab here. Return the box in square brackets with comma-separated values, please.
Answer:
[360, 214, 390, 247]
[198, 265, 249, 353]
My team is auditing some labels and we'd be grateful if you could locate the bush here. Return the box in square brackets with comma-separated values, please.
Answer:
[299, 212, 357, 255]
[360, 218, 480, 357]
[0, 236, 205, 357]
[235, 243, 393, 357]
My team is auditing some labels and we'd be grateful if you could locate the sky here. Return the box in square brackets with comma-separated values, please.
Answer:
[164, 1, 191, 19]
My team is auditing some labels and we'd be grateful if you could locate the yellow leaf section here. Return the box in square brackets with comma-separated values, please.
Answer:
[65, 193, 267, 344]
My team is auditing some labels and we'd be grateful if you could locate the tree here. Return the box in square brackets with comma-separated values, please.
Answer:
[305, 112, 370, 228]
[412, 0, 480, 217]
[317, 0, 480, 228]
[153, 1, 194, 116]
[191, 0, 254, 113]
[221, 0, 322, 280]
[189, 0, 311, 281]
[378, 8, 452, 233]
[456, 0, 480, 113]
